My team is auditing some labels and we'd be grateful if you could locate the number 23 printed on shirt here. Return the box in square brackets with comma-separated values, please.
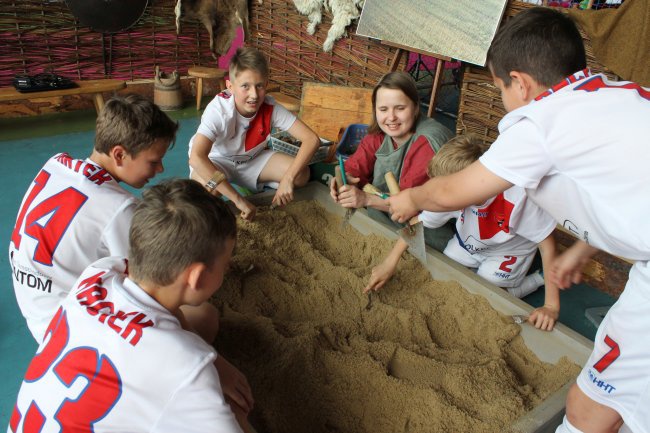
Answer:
[10, 307, 122, 433]
[11, 169, 88, 266]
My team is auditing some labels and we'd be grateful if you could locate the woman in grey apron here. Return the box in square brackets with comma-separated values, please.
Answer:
[330, 71, 454, 251]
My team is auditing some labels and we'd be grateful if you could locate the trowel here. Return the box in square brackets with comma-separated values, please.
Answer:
[335, 156, 355, 228]
[384, 171, 427, 264]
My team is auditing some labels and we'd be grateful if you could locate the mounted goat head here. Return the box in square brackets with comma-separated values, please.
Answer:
[175, 0, 258, 58]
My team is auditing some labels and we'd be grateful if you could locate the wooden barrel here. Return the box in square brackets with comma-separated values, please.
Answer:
[154, 66, 182, 111]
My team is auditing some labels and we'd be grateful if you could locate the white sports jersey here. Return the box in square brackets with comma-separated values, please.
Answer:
[9, 153, 135, 342]
[419, 186, 556, 257]
[480, 71, 650, 261]
[9, 257, 242, 433]
[189, 92, 296, 162]
[479, 70, 650, 431]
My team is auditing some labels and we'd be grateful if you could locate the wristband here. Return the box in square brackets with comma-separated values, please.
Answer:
[205, 170, 226, 191]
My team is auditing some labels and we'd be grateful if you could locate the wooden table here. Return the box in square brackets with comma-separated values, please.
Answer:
[0, 79, 126, 114]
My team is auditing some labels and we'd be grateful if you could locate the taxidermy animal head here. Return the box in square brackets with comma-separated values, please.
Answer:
[175, 0, 260, 58]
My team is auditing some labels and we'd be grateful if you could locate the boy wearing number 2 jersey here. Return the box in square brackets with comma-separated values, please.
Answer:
[9, 94, 178, 342]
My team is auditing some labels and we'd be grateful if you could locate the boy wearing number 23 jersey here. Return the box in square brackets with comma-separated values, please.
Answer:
[9, 94, 178, 342]
[9, 180, 244, 433]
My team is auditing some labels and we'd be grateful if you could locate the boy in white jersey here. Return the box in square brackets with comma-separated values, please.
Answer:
[189, 47, 321, 220]
[388, 7, 650, 433]
[9, 179, 253, 433]
[366, 135, 560, 331]
[9, 94, 178, 343]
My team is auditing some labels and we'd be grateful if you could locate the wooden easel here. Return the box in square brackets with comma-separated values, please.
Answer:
[382, 41, 453, 118]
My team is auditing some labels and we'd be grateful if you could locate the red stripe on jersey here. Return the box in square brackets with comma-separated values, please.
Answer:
[244, 102, 274, 152]
[477, 192, 514, 240]
[575, 76, 650, 101]
[535, 68, 590, 101]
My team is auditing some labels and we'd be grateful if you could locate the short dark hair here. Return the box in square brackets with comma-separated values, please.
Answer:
[487, 7, 586, 88]
[95, 94, 178, 157]
[368, 71, 421, 135]
[128, 178, 237, 286]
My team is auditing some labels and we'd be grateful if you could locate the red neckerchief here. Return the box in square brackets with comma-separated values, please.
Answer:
[244, 102, 273, 152]
[534, 68, 591, 101]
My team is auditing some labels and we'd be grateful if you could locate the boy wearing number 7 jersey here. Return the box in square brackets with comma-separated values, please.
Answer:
[9, 94, 178, 342]
[387, 8, 650, 433]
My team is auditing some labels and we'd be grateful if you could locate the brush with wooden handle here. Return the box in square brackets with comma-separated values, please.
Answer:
[362, 183, 389, 200]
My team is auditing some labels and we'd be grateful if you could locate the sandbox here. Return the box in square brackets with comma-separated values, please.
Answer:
[214, 182, 593, 433]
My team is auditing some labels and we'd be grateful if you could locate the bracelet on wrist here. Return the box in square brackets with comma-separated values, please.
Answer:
[205, 170, 226, 192]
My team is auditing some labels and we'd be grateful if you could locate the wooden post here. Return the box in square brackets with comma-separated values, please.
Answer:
[381, 41, 453, 118]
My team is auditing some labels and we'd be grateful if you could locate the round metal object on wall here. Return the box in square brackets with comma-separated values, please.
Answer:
[65, 0, 149, 33]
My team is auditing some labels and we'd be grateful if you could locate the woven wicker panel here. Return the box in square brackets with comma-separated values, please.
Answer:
[0, 0, 215, 87]
[249, 0, 397, 100]
[456, 0, 617, 141]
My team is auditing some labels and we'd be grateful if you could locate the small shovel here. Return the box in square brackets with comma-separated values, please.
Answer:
[335, 156, 355, 228]
[384, 171, 427, 265]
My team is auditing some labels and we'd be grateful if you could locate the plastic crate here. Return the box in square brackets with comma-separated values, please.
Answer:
[268, 131, 332, 165]
[336, 124, 368, 161]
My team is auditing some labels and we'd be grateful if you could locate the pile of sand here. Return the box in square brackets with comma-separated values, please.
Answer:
[213, 201, 579, 433]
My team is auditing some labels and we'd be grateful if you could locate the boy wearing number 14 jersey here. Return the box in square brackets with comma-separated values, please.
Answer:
[9, 94, 178, 342]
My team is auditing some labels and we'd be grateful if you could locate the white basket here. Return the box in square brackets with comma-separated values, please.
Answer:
[268, 132, 332, 165]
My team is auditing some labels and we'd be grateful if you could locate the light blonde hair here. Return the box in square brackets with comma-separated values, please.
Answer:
[128, 178, 236, 286]
[427, 134, 490, 178]
[229, 47, 269, 81]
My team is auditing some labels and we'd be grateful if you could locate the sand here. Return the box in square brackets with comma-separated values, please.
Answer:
[213, 200, 580, 433]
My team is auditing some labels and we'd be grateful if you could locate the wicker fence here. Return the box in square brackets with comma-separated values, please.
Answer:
[249, 0, 397, 100]
[0, 0, 216, 87]
[456, 1, 617, 142]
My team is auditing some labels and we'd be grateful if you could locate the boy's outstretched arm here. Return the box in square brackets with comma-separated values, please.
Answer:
[550, 239, 599, 289]
[214, 355, 254, 414]
[364, 238, 409, 294]
[189, 133, 256, 221]
[388, 161, 512, 223]
[529, 234, 560, 331]
[273, 119, 320, 206]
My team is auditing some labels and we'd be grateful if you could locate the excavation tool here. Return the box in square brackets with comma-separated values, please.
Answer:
[362, 183, 389, 200]
[365, 290, 375, 311]
[336, 155, 355, 228]
[384, 171, 427, 264]
[512, 314, 529, 325]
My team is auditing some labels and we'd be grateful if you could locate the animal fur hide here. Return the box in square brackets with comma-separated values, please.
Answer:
[292, 0, 365, 52]
[175, 0, 260, 58]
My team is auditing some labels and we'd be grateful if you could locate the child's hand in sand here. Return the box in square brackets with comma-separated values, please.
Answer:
[215, 356, 254, 414]
[364, 259, 397, 294]
[528, 304, 559, 331]
[235, 197, 256, 221]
